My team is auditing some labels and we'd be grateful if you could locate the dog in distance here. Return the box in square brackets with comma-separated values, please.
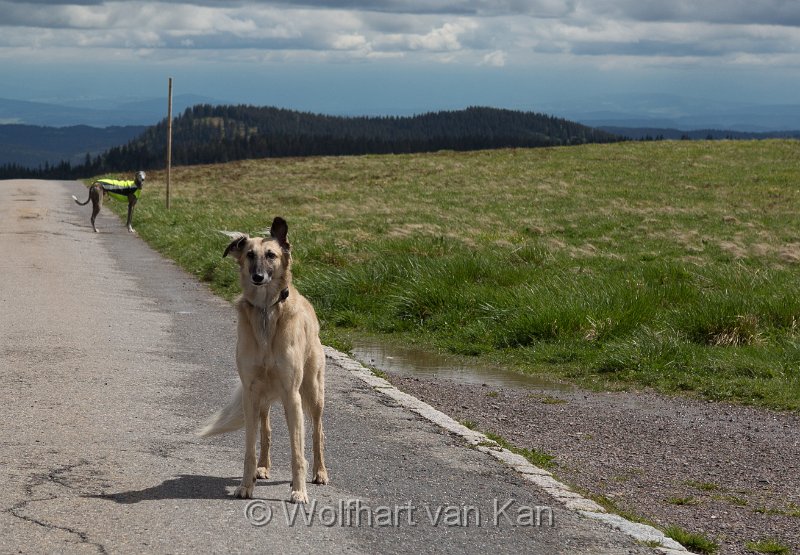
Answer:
[72, 171, 145, 233]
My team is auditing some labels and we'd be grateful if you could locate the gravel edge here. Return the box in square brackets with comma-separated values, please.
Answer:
[326, 346, 687, 554]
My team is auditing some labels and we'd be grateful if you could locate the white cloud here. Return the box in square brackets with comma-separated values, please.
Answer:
[481, 49, 506, 66]
[0, 0, 799, 70]
[406, 21, 476, 51]
[331, 33, 369, 50]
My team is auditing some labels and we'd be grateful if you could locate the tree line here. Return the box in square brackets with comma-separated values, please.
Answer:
[0, 105, 623, 179]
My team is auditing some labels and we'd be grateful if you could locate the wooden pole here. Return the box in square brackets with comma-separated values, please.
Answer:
[166, 77, 173, 210]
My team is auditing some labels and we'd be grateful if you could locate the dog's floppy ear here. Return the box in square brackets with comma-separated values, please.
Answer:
[269, 217, 290, 252]
[223, 233, 248, 259]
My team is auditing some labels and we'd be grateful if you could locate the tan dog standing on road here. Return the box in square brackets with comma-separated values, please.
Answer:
[200, 217, 328, 503]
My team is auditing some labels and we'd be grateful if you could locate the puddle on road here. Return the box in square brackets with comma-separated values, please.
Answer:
[350, 339, 571, 392]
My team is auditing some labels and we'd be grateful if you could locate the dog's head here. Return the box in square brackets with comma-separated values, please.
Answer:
[134, 171, 146, 186]
[223, 217, 291, 289]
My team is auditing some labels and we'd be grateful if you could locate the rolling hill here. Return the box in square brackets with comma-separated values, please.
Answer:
[1, 105, 623, 178]
[96, 105, 623, 171]
[0, 124, 146, 168]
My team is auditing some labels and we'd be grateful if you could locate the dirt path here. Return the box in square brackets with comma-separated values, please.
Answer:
[387, 374, 800, 555]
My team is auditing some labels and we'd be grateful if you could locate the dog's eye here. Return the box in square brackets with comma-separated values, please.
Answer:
[266, 251, 277, 260]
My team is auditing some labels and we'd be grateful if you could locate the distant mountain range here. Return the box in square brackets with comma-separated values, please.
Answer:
[599, 127, 800, 141]
[0, 94, 218, 127]
[0, 125, 146, 168]
[0, 93, 217, 169]
[1, 92, 799, 173]
[4, 92, 800, 131]
[548, 93, 800, 133]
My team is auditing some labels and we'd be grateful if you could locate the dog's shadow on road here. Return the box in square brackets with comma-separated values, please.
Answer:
[87, 475, 291, 504]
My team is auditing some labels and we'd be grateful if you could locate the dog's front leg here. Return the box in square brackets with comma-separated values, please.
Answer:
[126, 197, 137, 233]
[256, 404, 272, 479]
[284, 391, 308, 503]
[233, 385, 260, 499]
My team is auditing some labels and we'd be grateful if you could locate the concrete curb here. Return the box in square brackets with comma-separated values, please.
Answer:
[326, 346, 687, 553]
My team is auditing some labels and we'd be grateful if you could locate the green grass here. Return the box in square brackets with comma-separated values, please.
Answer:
[754, 502, 800, 518]
[529, 393, 568, 404]
[97, 140, 800, 409]
[745, 538, 792, 555]
[667, 496, 700, 506]
[686, 480, 722, 492]
[369, 367, 389, 380]
[664, 525, 719, 554]
[715, 494, 748, 507]
[586, 494, 654, 525]
[460, 420, 478, 430]
[482, 431, 556, 469]
[586, 493, 723, 553]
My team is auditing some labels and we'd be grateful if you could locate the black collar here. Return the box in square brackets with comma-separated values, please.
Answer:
[245, 287, 289, 310]
[275, 287, 289, 305]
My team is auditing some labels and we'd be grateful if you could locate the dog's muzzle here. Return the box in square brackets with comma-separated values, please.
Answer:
[251, 273, 270, 286]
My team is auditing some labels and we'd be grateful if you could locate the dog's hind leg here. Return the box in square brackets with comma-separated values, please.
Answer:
[89, 186, 102, 233]
[308, 396, 328, 485]
[284, 391, 309, 504]
[233, 385, 260, 499]
[256, 404, 272, 480]
[302, 352, 328, 485]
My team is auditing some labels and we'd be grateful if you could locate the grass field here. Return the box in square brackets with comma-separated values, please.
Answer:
[97, 140, 800, 410]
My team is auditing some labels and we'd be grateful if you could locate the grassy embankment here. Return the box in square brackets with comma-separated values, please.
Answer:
[98, 140, 800, 410]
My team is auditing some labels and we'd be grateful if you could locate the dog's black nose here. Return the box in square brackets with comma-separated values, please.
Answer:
[252, 273, 265, 284]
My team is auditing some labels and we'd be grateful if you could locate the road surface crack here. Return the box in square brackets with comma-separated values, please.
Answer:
[6, 459, 108, 554]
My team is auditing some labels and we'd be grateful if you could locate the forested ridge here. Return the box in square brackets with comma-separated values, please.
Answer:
[1, 105, 622, 178]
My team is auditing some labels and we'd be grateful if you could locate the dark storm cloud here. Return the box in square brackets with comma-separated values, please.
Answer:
[592, 0, 800, 27]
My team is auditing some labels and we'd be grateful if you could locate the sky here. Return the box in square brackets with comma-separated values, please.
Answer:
[1, 0, 800, 118]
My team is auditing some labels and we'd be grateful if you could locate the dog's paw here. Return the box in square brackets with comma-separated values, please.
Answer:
[256, 467, 270, 480]
[312, 469, 329, 485]
[233, 484, 254, 499]
[289, 489, 309, 504]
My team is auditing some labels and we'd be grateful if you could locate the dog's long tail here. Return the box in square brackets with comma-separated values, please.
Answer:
[197, 383, 245, 436]
[71, 193, 91, 206]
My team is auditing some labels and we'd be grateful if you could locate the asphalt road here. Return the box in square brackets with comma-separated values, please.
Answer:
[0, 179, 654, 554]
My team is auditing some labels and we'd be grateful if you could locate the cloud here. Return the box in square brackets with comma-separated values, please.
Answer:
[331, 33, 368, 50]
[586, 0, 800, 27]
[481, 49, 506, 66]
[0, 0, 799, 70]
[403, 21, 477, 51]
